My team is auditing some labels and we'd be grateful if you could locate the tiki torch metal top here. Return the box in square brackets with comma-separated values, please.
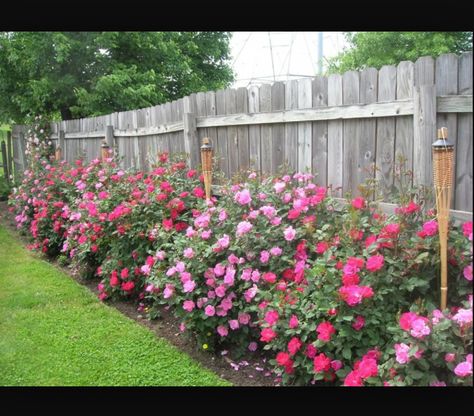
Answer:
[201, 137, 212, 151]
[432, 127, 454, 149]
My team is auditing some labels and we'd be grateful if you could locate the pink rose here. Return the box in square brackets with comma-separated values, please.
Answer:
[229, 319, 239, 330]
[183, 300, 195, 312]
[204, 305, 215, 316]
[234, 189, 252, 205]
[351, 197, 365, 210]
[395, 343, 410, 364]
[236, 221, 253, 237]
[287, 337, 302, 356]
[422, 220, 438, 236]
[316, 321, 336, 342]
[217, 325, 228, 337]
[454, 361, 472, 377]
[366, 255, 384, 272]
[289, 315, 299, 329]
[352, 315, 365, 331]
[264, 310, 279, 326]
[463, 264, 473, 281]
[284, 226, 296, 241]
[445, 353, 456, 363]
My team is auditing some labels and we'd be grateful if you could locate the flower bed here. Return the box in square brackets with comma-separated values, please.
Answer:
[9, 120, 472, 386]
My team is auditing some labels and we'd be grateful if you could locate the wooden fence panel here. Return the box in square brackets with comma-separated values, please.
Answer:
[395, 60, 415, 189]
[342, 70, 360, 196]
[10, 52, 472, 215]
[248, 85, 261, 172]
[327, 74, 343, 197]
[359, 67, 378, 198]
[456, 51, 473, 212]
[271, 82, 285, 174]
[260, 84, 272, 175]
[376, 65, 397, 199]
[311, 76, 328, 187]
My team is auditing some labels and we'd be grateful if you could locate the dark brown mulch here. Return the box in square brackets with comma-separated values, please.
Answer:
[0, 201, 277, 386]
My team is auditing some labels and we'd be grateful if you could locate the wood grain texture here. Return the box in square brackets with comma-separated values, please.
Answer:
[456, 51, 473, 211]
[215, 89, 229, 177]
[436, 53, 459, 206]
[236, 87, 250, 172]
[327, 74, 343, 197]
[376, 65, 397, 199]
[297, 78, 312, 173]
[311, 76, 328, 186]
[260, 83, 272, 175]
[395, 61, 415, 188]
[342, 70, 360, 196]
[358, 67, 378, 198]
[271, 82, 285, 174]
[248, 85, 261, 172]
[284, 79, 298, 171]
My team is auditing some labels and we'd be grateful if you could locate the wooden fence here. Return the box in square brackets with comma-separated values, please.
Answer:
[12, 52, 473, 213]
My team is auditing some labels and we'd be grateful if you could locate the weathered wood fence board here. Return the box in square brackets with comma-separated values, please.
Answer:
[11, 52, 473, 214]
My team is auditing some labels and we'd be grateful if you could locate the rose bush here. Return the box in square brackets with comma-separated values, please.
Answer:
[9, 120, 472, 386]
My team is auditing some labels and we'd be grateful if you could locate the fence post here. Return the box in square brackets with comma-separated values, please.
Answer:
[413, 85, 437, 189]
[7, 131, 13, 179]
[56, 130, 65, 161]
[105, 125, 115, 158]
[1, 140, 10, 185]
[183, 112, 200, 169]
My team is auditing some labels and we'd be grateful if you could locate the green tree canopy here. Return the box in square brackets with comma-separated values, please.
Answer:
[0, 32, 234, 123]
[327, 32, 473, 74]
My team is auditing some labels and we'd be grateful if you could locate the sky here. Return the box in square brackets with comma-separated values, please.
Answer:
[229, 32, 348, 88]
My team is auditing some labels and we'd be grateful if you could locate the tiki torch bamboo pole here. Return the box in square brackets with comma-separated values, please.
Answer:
[200, 138, 213, 201]
[433, 127, 454, 310]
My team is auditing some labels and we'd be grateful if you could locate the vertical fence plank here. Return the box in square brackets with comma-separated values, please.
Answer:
[342, 71, 360, 196]
[284, 79, 298, 172]
[195, 92, 208, 160]
[395, 61, 415, 187]
[436, 53, 459, 207]
[225, 89, 238, 177]
[260, 84, 272, 175]
[183, 94, 200, 169]
[413, 85, 436, 188]
[311, 76, 328, 186]
[327, 74, 343, 197]
[271, 82, 285, 174]
[7, 131, 13, 178]
[456, 51, 473, 212]
[376, 65, 397, 199]
[297, 78, 312, 173]
[215, 90, 229, 177]
[413, 56, 436, 189]
[236, 87, 250, 172]
[248, 85, 261, 173]
[204, 91, 218, 173]
[358, 68, 378, 198]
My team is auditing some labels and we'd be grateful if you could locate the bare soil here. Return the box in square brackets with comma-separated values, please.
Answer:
[0, 201, 277, 386]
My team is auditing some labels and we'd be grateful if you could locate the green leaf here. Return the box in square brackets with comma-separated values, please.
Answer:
[342, 346, 352, 360]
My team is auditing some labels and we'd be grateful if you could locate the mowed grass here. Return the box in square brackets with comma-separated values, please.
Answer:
[0, 225, 230, 386]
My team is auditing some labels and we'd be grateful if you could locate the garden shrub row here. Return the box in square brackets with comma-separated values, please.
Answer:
[9, 119, 472, 386]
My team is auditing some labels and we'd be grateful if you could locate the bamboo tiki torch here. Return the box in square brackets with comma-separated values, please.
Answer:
[432, 127, 455, 310]
[55, 145, 62, 162]
[101, 139, 110, 163]
[200, 137, 213, 200]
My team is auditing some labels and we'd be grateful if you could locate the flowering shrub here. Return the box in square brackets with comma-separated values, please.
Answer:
[8, 126, 473, 385]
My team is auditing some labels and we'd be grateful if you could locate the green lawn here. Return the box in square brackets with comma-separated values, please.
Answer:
[0, 225, 230, 386]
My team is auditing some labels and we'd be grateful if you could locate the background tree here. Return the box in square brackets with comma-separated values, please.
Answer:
[0, 32, 234, 123]
[327, 32, 473, 74]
